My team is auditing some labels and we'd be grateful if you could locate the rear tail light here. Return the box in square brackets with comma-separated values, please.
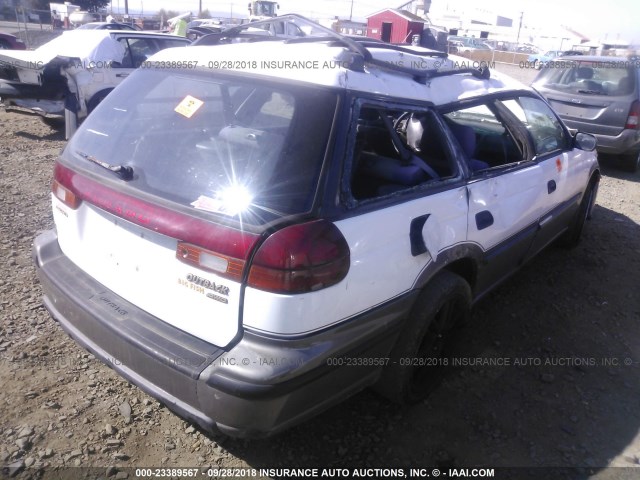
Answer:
[53, 162, 259, 281]
[53, 162, 350, 291]
[248, 220, 350, 294]
[625, 100, 640, 130]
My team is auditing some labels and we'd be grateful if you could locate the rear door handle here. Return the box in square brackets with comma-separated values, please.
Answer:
[116, 73, 129, 78]
[475, 210, 494, 230]
[409, 214, 430, 256]
[547, 180, 556, 194]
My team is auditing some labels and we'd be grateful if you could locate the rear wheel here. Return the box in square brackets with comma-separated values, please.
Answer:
[374, 271, 471, 404]
[621, 151, 640, 173]
[0, 40, 10, 49]
[558, 176, 598, 248]
[87, 89, 113, 113]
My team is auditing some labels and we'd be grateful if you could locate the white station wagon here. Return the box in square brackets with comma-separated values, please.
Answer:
[33, 16, 600, 437]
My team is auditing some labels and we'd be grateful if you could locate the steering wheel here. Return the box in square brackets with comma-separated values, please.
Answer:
[393, 111, 411, 133]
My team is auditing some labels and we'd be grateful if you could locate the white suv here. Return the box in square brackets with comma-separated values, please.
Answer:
[34, 16, 600, 438]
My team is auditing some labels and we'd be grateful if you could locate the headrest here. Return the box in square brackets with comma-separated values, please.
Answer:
[448, 122, 476, 158]
[576, 67, 594, 79]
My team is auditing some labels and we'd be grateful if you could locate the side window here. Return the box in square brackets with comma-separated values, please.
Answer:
[126, 38, 158, 68]
[443, 103, 527, 170]
[116, 38, 158, 68]
[157, 38, 190, 49]
[116, 38, 133, 68]
[499, 97, 569, 156]
[349, 104, 457, 201]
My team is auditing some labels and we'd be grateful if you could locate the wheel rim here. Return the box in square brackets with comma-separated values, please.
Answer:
[410, 297, 466, 396]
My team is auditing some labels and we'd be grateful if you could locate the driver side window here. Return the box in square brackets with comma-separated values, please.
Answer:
[117, 38, 157, 68]
[499, 96, 569, 156]
[349, 104, 457, 201]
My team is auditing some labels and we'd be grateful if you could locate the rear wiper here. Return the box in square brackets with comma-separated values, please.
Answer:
[75, 150, 133, 180]
[577, 89, 607, 95]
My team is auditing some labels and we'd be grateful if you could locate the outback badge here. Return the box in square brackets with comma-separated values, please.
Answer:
[186, 273, 230, 304]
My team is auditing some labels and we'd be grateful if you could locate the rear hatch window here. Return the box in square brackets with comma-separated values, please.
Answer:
[533, 60, 637, 133]
[533, 60, 636, 96]
[54, 69, 337, 346]
[66, 68, 337, 225]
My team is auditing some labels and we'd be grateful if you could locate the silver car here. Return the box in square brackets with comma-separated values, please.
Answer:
[532, 56, 640, 172]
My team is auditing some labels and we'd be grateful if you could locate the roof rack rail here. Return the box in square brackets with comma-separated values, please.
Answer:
[192, 14, 490, 83]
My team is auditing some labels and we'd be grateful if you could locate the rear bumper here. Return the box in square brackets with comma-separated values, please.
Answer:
[3, 99, 65, 117]
[564, 120, 640, 156]
[33, 230, 414, 437]
[0, 81, 65, 115]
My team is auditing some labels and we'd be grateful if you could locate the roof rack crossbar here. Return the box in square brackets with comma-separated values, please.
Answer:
[366, 58, 491, 83]
[192, 14, 491, 83]
[351, 42, 448, 58]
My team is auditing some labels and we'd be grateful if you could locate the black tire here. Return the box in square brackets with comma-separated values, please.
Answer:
[41, 116, 65, 130]
[87, 89, 113, 113]
[557, 176, 598, 248]
[374, 271, 471, 404]
[621, 152, 640, 173]
[0, 40, 10, 50]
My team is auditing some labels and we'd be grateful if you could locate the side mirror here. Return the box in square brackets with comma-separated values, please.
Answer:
[574, 132, 597, 151]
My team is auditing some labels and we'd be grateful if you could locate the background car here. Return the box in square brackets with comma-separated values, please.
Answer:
[516, 45, 539, 54]
[0, 32, 26, 50]
[187, 25, 225, 41]
[532, 56, 640, 172]
[187, 19, 224, 29]
[528, 50, 583, 68]
[77, 21, 140, 31]
[447, 39, 464, 53]
[0, 30, 190, 137]
[528, 50, 563, 68]
[447, 35, 492, 53]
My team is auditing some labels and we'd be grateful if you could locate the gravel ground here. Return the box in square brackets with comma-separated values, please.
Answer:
[0, 67, 639, 480]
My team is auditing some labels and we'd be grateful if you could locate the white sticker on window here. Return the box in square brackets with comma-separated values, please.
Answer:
[175, 95, 204, 118]
[191, 195, 225, 214]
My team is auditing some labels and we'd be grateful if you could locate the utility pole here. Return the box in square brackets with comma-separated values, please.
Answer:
[124, 0, 128, 15]
[349, 0, 354, 21]
[199, 0, 202, 17]
[515, 11, 523, 45]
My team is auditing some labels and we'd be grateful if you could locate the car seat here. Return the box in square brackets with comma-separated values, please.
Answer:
[447, 122, 489, 172]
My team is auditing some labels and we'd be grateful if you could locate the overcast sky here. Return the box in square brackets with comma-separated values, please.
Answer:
[111, 0, 639, 43]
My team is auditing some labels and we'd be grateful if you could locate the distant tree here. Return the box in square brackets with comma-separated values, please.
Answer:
[199, 9, 212, 19]
[157, 8, 180, 20]
[74, 0, 110, 12]
[24, 0, 49, 11]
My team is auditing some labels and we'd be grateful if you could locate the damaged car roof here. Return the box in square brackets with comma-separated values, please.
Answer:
[0, 30, 183, 69]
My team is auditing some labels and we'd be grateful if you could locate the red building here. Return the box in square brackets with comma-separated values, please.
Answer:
[366, 8, 425, 44]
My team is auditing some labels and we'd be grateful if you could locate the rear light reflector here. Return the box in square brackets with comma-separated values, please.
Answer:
[53, 162, 259, 280]
[177, 242, 244, 281]
[52, 178, 81, 209]
[625, 100, 640, 130]
[248, 220, 350, 294]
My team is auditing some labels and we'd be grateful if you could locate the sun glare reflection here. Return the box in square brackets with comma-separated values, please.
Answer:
[218, 183, 254, 216]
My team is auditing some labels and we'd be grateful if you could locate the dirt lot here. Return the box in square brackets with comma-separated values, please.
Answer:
[1, 85, 639, 479]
